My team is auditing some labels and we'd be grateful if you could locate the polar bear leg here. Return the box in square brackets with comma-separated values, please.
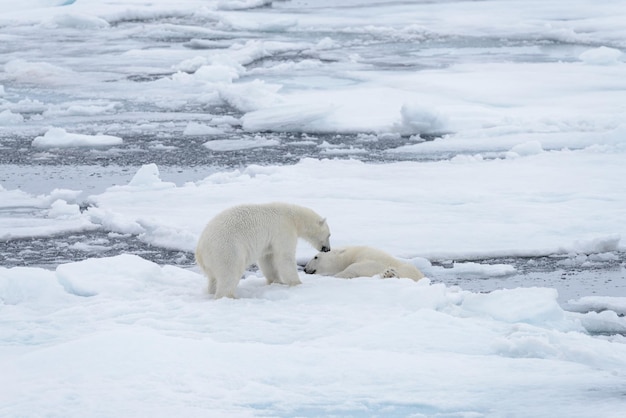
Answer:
[214, 275, 241, 299]
[212, 261, 247, 299]
[336, 261, 387, 278]
[208, 275, 217, 294]
[259, 254, 281, 284]
[195, 250, 217, 294]
[274, 252, 302, 286]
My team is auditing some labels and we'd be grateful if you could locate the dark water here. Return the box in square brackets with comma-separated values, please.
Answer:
[0, 130, 447, 168]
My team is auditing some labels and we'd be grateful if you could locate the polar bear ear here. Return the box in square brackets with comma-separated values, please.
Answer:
[319, 218, 327, 225]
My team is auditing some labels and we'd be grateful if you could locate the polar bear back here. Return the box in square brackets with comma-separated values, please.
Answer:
[341, 246, 400, 266]
[201, 204, 293, 262]
[198, 202, 325, 267]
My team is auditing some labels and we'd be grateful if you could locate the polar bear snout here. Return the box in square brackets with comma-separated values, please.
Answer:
[321, 245, 330, 252]
[304, 266, 316, 274]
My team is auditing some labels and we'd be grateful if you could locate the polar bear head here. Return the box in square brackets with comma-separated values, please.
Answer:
[311, 218, 331, 253]
[297, 207, 330, 253]
[304, 248, 347, 275]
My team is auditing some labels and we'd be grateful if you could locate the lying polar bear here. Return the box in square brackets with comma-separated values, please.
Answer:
[304, 245, 424, 281]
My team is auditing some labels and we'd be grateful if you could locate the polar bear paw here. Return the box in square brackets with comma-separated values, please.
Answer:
[382, 267, 399, 279]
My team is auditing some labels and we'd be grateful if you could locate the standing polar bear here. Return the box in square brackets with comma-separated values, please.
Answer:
[195, 202, 331, 299]
[304, 246, 424, 281]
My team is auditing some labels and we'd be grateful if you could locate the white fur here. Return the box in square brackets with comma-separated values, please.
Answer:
[195, 202, 331, 299]
[304, 246, 424, 281]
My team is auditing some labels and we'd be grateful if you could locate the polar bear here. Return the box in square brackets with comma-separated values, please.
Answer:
[195, 202, 331, 299]
[304, 246, 424, 281]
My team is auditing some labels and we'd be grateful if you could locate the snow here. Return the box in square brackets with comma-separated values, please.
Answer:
[69, 153, 625, 260]
[2, 0, 626, 416]
[1, 256, 626, 417]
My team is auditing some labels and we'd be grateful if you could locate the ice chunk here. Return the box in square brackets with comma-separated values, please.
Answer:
[32, 128, 122, 148]
[393, 103, 448, 135]
[46, 199, 81, 219]
[43, 102, 120, 117]
[218, 80, 283, 112]
[573, 310, 626, 335]
[127, 163, 174, 189]
[193, 64, 241, 83]
[462, 287, 572, 327]
[0, 109, 24, 125]
[183, 122, 224, 136]
[566, 296, 626, 315]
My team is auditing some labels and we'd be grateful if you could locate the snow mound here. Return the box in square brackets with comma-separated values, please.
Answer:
[194, 64, 241, 83]
[3, 59, 77, 85]
[46, 13, 110, 29]
[567, 235, 620, 254]
[127, 163, 175, 189]
[579, 46, 623, 65]
[509, 140, 544, 157]
[32, 128, 123, 148]
[0, 267, 69, 305]
[393, 103, 448, 136]
[46, 199, 81, 219]
[56, 254, 163, 298]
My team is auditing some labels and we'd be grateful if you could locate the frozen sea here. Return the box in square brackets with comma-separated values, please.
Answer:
[1, 1, 626, 417]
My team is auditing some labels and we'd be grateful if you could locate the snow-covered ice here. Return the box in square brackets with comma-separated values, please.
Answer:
[2, 254, 626, 417]
[1, 0, 626, 417]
